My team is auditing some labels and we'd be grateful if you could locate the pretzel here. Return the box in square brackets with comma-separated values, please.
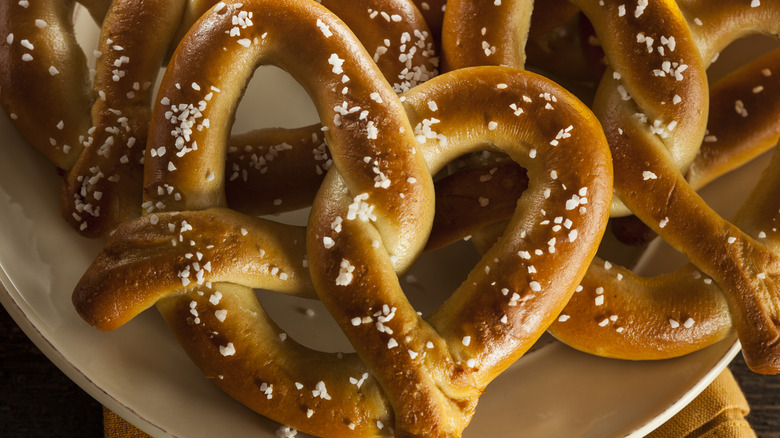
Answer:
[72, 0, 613, 435]
[0, 0, 437, 234]
[441, 0, 780, 373]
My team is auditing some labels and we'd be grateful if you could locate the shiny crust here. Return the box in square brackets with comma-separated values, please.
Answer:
[580, 0, 780, 374]
[92, 1, 426, 435]
[0, 0, 187, 236]
[686, 47, 780, 190]
[441, 0, 535, 70]
[63, 0, 187, 236]
[74, 1, 613, 435]
[0, 0, 97, 170]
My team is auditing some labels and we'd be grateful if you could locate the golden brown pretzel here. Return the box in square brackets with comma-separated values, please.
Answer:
[441, 0, 780, 373]
[73, 0, 613, 435]
[0, 0, 437, 234]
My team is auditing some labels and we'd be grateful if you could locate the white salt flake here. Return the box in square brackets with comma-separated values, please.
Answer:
[219, 343, 236, 356]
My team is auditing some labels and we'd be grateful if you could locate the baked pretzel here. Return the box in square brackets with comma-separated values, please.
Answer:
[0, 0, 437, 234]
[73, 0, 613, 435]
[441, 0, 780, 373]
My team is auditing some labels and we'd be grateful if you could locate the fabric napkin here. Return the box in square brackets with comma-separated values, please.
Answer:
[103, 368, 755, 437]
[647, 368, 755, 438]
[103, 408, 150, 438]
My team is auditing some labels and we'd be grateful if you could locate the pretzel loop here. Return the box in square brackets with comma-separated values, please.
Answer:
[222, 0, 439, 216]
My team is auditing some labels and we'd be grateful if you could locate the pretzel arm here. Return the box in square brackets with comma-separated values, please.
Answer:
[687, 47, 780, 189]
[678, 0, 780, 65]
[0, 0, 94, 169]
[225, 124, 328, 215]
[427, 162, 528, 251]
[61, 0, 188, 236]
[549, 259, 733, 359]
[441, 0, 534, 71]
[321, 0, 438, 94]
[73, 208, 312, 331]
[156, 282, 395, 436]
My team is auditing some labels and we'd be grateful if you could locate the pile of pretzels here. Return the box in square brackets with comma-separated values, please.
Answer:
[2, 0, 779, 436]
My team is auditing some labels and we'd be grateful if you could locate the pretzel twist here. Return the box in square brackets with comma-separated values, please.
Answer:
[73, 0, 613, 435]
[441, 0, 780, 373]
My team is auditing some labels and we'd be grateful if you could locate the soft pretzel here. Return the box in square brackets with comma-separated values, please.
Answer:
[73, 0, 613, 435]
[449, 44, 780, 247]
[0, 0, 437, 234]
[441, 0, 780, 373]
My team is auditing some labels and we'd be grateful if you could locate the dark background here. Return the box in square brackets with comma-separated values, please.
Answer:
[3, 306, 780, 437]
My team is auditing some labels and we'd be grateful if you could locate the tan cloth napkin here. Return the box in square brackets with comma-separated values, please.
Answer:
[103, 408, 150, 438]
[648, 368, 755, 438]
[104, 368, 755, 437]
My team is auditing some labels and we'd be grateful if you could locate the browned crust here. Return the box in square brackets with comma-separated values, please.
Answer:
[441, 0, 535, 71]
[0, 0, 93, 170]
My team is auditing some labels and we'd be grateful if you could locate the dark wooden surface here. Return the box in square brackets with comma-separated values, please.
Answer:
[1, 307, 102, 438]
[2, 305, 779, 437]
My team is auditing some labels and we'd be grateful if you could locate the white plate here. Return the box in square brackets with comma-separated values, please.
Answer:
[0, 9, 767, 438]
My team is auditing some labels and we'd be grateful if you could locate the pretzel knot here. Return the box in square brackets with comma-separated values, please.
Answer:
[441, 0, 780, 373]
[73, 0, 612, 435]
